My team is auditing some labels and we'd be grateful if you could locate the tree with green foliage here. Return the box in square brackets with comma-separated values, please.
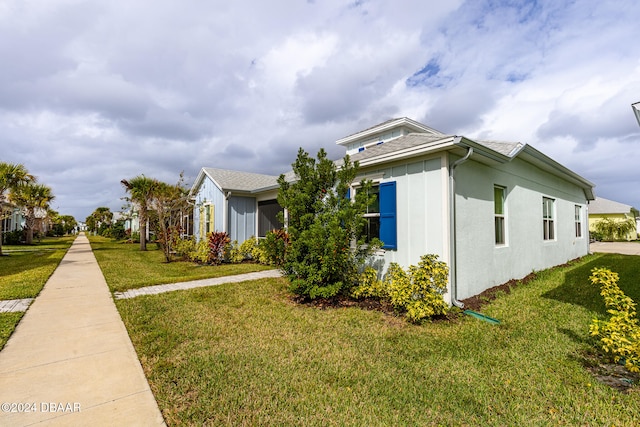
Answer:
[86, 207, 113, 234]
[0, 162, 34, 254]
[121, 175, 157, 251]
[10, 182, 55, 244]
[277, 148, 380, 299]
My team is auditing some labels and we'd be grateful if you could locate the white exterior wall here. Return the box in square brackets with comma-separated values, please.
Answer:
[193, 176, 225, 240]
[361, 154, 450, 276]
[453, 156, 589, 299]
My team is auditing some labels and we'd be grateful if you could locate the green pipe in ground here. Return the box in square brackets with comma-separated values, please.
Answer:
[464, 309, 501, 325]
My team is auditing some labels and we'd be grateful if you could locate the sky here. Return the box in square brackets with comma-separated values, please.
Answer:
[1, 0, 639, 221]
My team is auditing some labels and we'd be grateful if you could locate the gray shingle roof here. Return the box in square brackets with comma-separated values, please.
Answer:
[348, 133, 455, 162]
[475, 140, 523, 157]
[204, 168, 280, 192]
[589, 197, 634, 214]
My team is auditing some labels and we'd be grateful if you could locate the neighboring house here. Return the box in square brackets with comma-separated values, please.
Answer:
[588, 197, 638, 241]
[189, 168, 286, 243]
[1, 204, 24, 235]
[190, 117, 595, 304]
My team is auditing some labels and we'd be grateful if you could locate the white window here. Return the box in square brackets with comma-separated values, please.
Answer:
[363, 185, 380, 243]
[494, 186, 506, 245]
[543, 197, 555, 240]
[575, 205, 582, 238]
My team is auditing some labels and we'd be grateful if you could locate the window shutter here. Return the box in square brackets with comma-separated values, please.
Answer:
[379, 181, 397, 250]
[209, 205, 215, 234]
[199, 206, 205, 240]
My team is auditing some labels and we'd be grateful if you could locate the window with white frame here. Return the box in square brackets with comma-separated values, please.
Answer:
[351, 181, 397, 250]
[543, 197, 555, 240]
[363, 185, 380, 243]
[494, 185, 506, 245]
[574, 205, 582, 238]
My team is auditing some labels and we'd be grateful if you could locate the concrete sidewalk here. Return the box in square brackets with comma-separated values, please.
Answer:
[0, 234, 165, 426]
[590, 241, 640, 256]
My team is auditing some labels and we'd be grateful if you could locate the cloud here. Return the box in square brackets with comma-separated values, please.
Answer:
[1, 0, 640, 221]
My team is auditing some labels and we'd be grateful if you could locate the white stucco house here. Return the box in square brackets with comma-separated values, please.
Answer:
[189, 117, 595, 305]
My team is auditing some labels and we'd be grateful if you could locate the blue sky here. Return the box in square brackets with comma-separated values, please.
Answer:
[1, 0, 639, 220]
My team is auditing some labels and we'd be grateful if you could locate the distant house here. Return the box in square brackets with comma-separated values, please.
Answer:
[190, 118, 595, 304]
[1, 204, 24, 236]
[588, 197, 638, 241]
[188, 168, 285, 243]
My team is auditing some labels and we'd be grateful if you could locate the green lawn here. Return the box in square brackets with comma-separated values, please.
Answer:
[113, 253, 640, 426]
[87, 235, 275, 293]
[0, 235, 75, 349]
[0, 236, 75, 300]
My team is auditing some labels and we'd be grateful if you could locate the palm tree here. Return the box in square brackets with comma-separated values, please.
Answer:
[0, 162, 35, 254]
[121, 176, 158, 251]
[10, 182, 54, 245]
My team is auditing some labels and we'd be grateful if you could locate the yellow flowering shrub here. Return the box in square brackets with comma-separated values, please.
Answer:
[589, 267, 640, 372]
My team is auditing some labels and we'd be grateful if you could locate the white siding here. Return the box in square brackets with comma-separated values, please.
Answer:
[361, 155, 449, 274]
[453, 156, 589, 299]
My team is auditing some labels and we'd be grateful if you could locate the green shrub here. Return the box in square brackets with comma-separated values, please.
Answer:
[226, 240, 245, 263]
[383, 254, 449, 323]
[174, 237, 196, 260]
[191, 239, 210, 264]
[3, 230, 24, 245]
[261, 229, 289, 267]
[351, 267, 386, 299]
[253, 239, 270, 265]
[238, 237, 258, 261]
[589, 267, 640, 372]
[277, 148, 381, 300]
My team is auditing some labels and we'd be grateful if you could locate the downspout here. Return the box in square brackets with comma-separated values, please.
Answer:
[449, 145, 473, 309]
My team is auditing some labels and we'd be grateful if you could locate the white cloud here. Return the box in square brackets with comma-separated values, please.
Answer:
[1, 0, 639, 220]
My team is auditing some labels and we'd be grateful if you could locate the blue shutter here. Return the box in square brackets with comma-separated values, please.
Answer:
[379, 181, 397, 250]
[346, 188, 350, 200]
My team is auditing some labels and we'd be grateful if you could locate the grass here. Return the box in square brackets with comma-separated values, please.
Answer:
[0, 236, 75, 300]
[87, 235, 275, 293]
[111, 253, 640, 426]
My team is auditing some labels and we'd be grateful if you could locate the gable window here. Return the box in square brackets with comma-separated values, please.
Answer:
[355, 181, 397, 250]
[543, 197, 555, 240]
[575, 205, 582, 238]
[494, 185, 506, 245]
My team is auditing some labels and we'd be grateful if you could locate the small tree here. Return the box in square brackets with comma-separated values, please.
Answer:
[86, 207, 113, 235]
[149, 176, 190, 263]
[277, 148, 380, 299]
[594, 217, 636, 241]
[11, 182, 55, 244]
[121, 175, 157, 251]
